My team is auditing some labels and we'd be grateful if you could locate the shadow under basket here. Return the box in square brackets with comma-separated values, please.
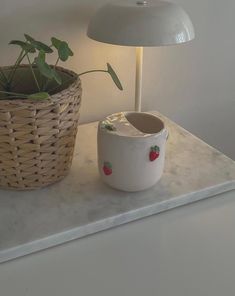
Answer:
[0, 65, 82, 190]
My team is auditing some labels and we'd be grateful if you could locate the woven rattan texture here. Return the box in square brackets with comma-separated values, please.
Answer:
[0, 66, 82, 190]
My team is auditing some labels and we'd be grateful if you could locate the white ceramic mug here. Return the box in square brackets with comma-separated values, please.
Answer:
[97, 112, 168, 192]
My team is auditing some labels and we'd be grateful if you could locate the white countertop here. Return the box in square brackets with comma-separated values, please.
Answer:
[0, 110, 234, 295]
[1, 111, 234, 263]
[0, 189, 234, 296]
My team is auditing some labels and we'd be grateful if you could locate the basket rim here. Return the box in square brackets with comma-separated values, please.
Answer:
[0, 65, 81, 107]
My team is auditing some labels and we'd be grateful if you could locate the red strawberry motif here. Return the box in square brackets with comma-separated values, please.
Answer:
[103, 161, 112, 175]
[149, 145, 160, 161]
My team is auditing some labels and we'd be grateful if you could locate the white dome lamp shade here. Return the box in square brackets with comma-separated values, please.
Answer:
[87, 0, 195, 111]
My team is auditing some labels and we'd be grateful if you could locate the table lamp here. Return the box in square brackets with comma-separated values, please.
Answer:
[87, 0, 195, 111]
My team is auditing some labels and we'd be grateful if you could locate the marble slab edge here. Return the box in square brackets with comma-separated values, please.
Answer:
[1, 181, 234, 264]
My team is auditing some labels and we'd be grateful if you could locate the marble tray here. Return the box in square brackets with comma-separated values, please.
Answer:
[0, 112, 235, 263]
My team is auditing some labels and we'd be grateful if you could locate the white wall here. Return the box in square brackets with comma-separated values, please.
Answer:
[0, 0, 234, 159]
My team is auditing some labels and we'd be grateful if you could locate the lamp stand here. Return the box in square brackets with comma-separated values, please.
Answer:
[135, 47, 143, 112]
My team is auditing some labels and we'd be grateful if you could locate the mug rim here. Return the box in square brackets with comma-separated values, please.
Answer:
[99, 111, 167, 139]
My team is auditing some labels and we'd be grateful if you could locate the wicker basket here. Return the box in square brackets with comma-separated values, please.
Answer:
[0, 65, 82, 190]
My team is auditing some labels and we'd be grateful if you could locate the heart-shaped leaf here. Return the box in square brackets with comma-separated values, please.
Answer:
[67, 46, 73, 57]
[51, 37, 73, 61]
[58, 42, 73, 61]
[51, 37, 62, 49]
[51, 69, 62, 85]
[37, 50, 45, 61]
[27, 92, 50, 100]
[35, 51, 54, 79]
[107, 63, 123, 90]
[30, 40, 53, 53]
[9, 40, 36, 53]
[24, 34, 35, 43]
[24, 34, 53, 53]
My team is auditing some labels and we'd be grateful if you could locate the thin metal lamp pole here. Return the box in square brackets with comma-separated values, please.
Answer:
[135, 46, 143, 112]
[135, 0, 146, 112]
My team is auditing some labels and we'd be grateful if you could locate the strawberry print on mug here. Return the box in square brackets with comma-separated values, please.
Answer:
[103, 161, 112, 176]
[149, 145, 160, 161]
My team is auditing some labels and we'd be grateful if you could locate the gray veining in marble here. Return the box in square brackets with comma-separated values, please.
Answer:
[0, 111, 235, 263]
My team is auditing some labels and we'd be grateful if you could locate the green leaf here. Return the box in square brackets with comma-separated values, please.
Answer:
[24, 34, 53, 53]
[58, 42, 73, 61]
[35, 51, 54, 79]
[9, 40, 25, 46]
[58, 42, 69, 61]
[28, 92, 50, 100]
[36, 61, 53, 79]
[51, 37, 73, 61]
[67, 47, 73, 56]
[51, 69, 62, 85]
[35, 51, 62, 85]
[107, 63, 123, 90]
[38, 50, 46, 61]
[30, 40, 53, 53]
[24, 34, 35, 43]
[51, 37, 62, 49]
[9, 40, 36, 53]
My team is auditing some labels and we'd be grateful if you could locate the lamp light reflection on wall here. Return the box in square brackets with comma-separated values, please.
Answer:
[87, 0, 195, 112]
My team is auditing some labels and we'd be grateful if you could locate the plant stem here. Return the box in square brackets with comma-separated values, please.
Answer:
[0, 96, 24, 100]
[0, 68, 8, 83]
[0, 79, 6, 88]
[38, 71, 43, 90]
[7, 50, 28, 88]
[54, 57, 60, 69]
[77, 69, 107, 77]
[0, 90, 28, 96]
[47, 69, 109, 94]
[26, 54, 40, 91]
[7, 49, 24, 82]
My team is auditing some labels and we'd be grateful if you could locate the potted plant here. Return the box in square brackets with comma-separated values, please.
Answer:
[0, 34, 122, 190]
